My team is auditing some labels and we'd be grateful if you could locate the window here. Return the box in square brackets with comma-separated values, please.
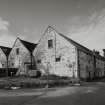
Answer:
[27, 65, 33, 70]
[56, 57, 61, 62]
[2, 64, 4, 67]
[37, 59, 41, 63]
[16, 48, 19, 55]
[88, 59, 91, 64]
[48, 39, 53, 48]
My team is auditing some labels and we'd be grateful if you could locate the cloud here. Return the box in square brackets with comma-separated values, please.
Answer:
[66, 8, 105, 55]
[0, 17, 14, 47]
[23, 28, 40, 43]
[0, 17, 9, 31]
[0, 33, 16, 47]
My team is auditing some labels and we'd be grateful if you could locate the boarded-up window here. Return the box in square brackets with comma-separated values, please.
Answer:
[16, 48, 19, 55]
[48, 39, 53, 48]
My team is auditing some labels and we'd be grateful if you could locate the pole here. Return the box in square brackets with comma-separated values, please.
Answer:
[47, 62, 50, 88]
[77, 49, 80, 81]
[30, 53, 33, 70]
[72, 62, 75, 84]
[54, 31, 56, 73]
[6, 56, 8, 77]
[73, 62, 75, 78]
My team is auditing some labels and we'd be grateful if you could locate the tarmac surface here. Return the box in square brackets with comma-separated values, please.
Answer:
[0, 82, 105, 105]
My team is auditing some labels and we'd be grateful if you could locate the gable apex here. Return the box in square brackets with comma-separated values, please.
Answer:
[19, 38, 37, 52]
[47, 26, 93, 55]
[46, 25, 58, 33]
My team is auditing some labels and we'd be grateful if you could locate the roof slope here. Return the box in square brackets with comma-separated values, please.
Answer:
[0, 46, 11, 56]
[58, 32, 105, 60]
[59, 33, 93, 55]
[47, 26, 105, 60]
[19, 39, 37, 52]
[46, 26, 93, 55]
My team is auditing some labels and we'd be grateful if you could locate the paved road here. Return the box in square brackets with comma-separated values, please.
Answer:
[0, 88, 56, 105]
[0, 82, 105, 105]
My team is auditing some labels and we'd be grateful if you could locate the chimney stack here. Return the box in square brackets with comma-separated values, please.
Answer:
[93, 49, 95, 55]
[93, 49, 100, 56]
[96, 51, 99, 55]
[103, 49, 105, 57]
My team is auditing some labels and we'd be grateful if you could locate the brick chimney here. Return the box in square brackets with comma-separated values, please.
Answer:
[103, 49, 105, 57]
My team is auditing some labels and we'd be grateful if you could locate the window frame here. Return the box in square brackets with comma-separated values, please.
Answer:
[16, 48, 19, 55]
[55, 56, 61, 62]
[48, 39, 53, 48]
[37, 59, 41, 63]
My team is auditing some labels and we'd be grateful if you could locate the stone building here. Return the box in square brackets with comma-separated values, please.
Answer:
[0, 46, 11, 76]
[0, 26, 104, 80]
[33, 26, 105, 80]
[8, 37, 37, 75]
[0, 46, 11, 68]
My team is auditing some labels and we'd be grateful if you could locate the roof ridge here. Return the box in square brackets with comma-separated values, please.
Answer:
[20, 39, 37, 45]
[58, 32, 105, 60]
[59, 33, 92, 52]
[48, 25, 93, 55]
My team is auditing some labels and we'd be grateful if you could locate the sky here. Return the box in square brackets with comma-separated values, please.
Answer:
[0, 0, 105, 55]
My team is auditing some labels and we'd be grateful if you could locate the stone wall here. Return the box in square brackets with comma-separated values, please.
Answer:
[0, 48, 7, 68]
[8, 38, 32, 75]
[95, 58, 105, 77]
[78, 50, 94, 80]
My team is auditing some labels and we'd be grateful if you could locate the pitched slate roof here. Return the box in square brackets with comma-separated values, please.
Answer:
[47, 26, 93, 55]
[0, 46, 11, 57]
[59, 33, 93, 55]
[58, 32, 105, 60]
[19, 39, 37, 52]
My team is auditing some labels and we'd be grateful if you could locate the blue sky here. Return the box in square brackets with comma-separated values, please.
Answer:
[0, 0, 105, 55]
